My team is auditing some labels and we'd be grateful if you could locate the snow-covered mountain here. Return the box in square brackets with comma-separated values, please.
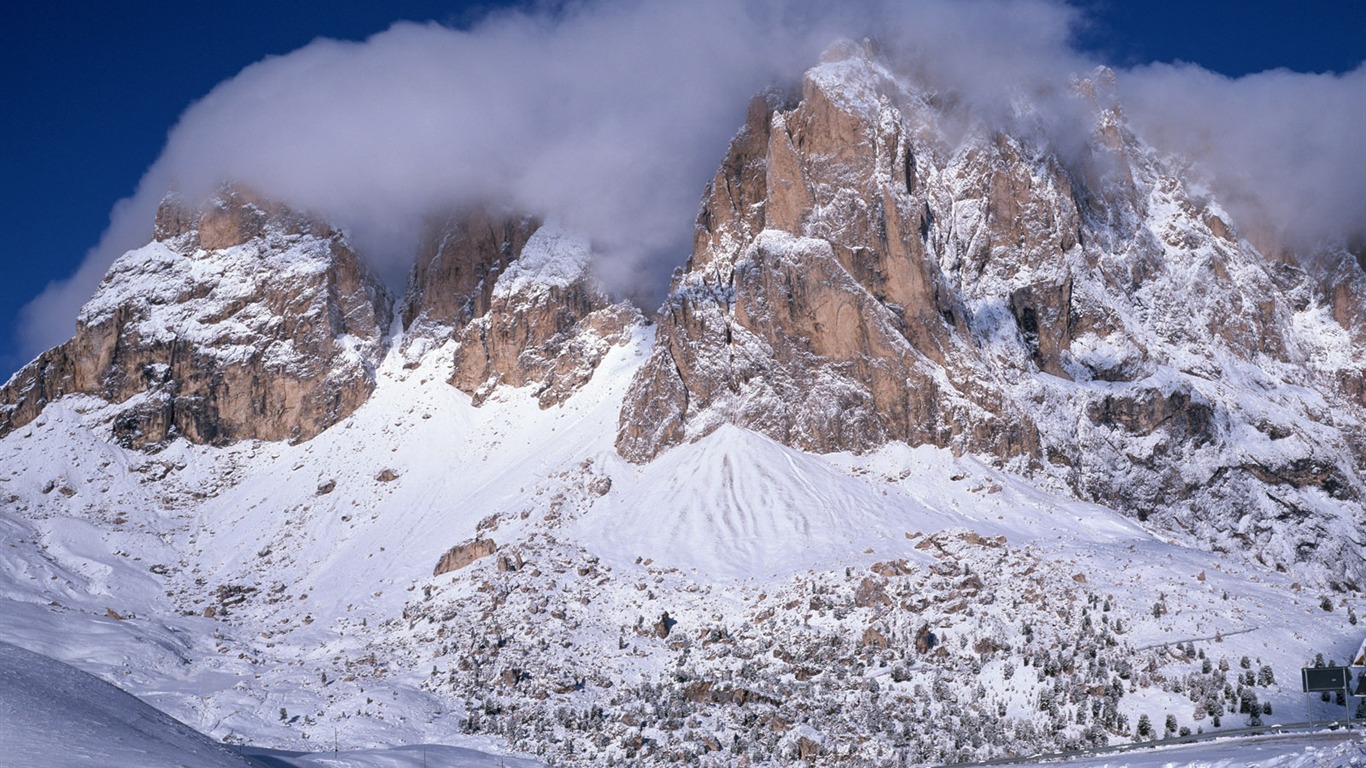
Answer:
[0, 186, 393, 448]
[619, 42, 1365, 589]
[2, 41, 1364, 767]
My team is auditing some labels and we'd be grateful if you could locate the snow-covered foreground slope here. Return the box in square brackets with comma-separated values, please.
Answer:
[5, 634, 1358, 768]
[0, 640, 250, 767]
[0, 638, 538, 768]
[1, 332, 1363, 765]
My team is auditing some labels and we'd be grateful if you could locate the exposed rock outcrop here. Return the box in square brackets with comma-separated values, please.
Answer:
[0, 187, 392, 447]
[402, 213, 641, 406]
[401, 210, 537, 348]
[618, 41, 1366, 586]
[433, 538, 497, 576]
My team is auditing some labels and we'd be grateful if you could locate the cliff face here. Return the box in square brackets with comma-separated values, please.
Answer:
[1, 196, 641, 448]
[401, 210, 538, 349]
[0, 187, 393, 447]
[616, 43, 1080, 465]
[618, 42, 1366, 585]
[402, 215, 641, 407]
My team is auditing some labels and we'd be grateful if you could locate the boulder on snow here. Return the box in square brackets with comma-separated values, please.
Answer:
[433, 538, 497, 576]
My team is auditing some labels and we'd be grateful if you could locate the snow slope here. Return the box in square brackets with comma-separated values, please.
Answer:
[0, 640, 250, 767]
[3, 330, 1362, 765]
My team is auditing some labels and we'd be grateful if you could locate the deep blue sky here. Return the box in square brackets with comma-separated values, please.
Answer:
[1, 0, 1362, 380]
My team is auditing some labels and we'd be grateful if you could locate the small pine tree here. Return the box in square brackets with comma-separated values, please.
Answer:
[1164, 714, 1178, 737]
[1136, 713, 1152, 739]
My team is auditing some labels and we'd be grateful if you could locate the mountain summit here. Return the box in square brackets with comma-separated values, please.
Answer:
[0, 186, 393, 447]
[619, 41, 1365, 586]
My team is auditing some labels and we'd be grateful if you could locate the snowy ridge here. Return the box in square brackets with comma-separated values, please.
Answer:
[492, 222, 592, 299]
[79, 235, 341, 366]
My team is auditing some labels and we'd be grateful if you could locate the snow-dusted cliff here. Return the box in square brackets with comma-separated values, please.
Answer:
[0, 187, 393, 447]
[618, 41, 1366, 588]
[399, 211, 641, 407]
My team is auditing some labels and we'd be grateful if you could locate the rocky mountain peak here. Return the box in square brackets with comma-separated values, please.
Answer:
[400, 208, 538, 347]
[399, 210, 641, 407]
[617, 45, 1366, 586]
[0, 186, 392, 447]
[618, 41, 1046, 466]
[152, 185, 333, 251]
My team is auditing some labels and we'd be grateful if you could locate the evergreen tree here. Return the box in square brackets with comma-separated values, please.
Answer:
[1136, 713, 1152, 739]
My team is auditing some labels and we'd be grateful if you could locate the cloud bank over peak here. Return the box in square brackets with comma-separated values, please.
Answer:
[1119, 62, 1366, 253]
[17, 0, 1366, 358]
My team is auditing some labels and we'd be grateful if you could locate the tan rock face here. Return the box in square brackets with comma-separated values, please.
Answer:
[402, 214, 640, 407]
[0, 187, 392, 447]
[451, 285, 639, 407]
[433, 538, 497, 577]
[618, 43, 1365, 585]
[402, 210, 537, 337]
[618, 49, 1044, 464]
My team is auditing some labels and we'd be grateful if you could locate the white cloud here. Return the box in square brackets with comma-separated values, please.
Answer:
[17, 0, 1365, 357]
[1120, 62, 1366, 251]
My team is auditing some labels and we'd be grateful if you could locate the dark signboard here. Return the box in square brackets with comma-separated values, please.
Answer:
[1302, 666, 1350, 692]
